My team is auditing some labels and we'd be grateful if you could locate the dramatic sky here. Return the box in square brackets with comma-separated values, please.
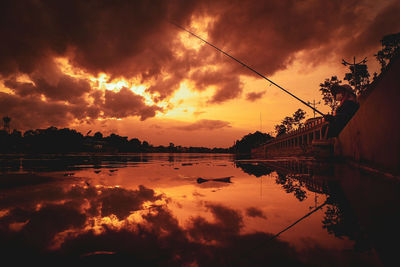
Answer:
[1, 0, 399, 147]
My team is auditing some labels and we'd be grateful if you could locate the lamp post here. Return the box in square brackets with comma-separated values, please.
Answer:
[307, 100, 321, 118]
[342, 56, 368, 94]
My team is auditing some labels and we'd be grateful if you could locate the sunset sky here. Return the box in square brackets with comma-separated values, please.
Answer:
[1, 0, 399, 147]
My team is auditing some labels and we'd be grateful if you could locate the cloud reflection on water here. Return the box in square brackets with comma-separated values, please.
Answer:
[0, 154, 391, 265]
[0, 181, 305, 265]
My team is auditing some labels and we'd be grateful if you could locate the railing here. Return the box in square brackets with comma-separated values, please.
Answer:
[258, 160, 329, 193]
[268, 118, 329, 149]
[251, 117, 330, 157]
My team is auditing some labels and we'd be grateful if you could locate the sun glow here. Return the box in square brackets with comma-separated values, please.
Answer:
[16, 74, 34, 83]
[179, 16, 215, 51]
[161, 81, 210, 120]
[54, 57, 86, 78]
[54, 57, 164, 107]
[0, 82, 14, 94]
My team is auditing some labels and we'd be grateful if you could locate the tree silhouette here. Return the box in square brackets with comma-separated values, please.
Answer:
[235, 162, 273, 177]
[93, 131, 103, 140]
[128, 138, 141, 152]
[282, 116, 294, 132]
[2, 116, 10, 124]
[2, 116, 11, 133]
[232, 131, 273, 154]
[0, 125, 231, 154]
[343, 59, 370, 96]
[375, 32, 400, 71]
[292, 109, 306, 128]
[274, 124, 287, 136]
[319, 76, 342, 113]
[274, 109, 307, 136]
[275, 172, 307, 201]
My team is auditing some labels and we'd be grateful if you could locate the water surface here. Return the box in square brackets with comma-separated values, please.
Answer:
[0, 153, 398, 265]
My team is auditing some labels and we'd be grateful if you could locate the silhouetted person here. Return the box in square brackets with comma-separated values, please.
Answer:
[325, 84, 359, 138]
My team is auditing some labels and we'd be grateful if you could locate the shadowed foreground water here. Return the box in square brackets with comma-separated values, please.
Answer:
[0, 153, 398, 266]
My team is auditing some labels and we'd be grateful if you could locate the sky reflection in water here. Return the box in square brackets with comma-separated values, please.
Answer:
[0, 153, 397, 265]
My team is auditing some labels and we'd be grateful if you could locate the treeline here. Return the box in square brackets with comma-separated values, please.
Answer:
[231, 131, 273, 155]
[0, 126, 230, 154]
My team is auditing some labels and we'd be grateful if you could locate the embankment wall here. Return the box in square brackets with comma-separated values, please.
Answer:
[335, 55, 400, 175]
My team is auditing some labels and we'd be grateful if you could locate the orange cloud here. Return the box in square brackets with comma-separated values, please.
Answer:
[0, 0, 397, 140]
[175, 119, 231, 131]
[102, 88, 162, 120]
[245, 91, 266, 102]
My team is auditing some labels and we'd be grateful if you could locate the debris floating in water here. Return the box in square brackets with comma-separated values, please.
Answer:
[196, 176, 233, 184]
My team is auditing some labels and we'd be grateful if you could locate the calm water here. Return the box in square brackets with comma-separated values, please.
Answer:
[0, 153, 399, 265]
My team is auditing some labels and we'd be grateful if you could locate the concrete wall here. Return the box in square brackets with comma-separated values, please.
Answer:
[335, 55, 400, 175]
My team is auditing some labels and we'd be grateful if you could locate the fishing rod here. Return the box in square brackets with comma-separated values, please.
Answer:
[233, 199, 328, 264]
[269, 200, 328, 240]
[170, 21, 326, 117]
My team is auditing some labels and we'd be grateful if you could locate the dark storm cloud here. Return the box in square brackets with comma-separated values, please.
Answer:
[0, 0, 398, 129]
[246, 91, 266, 102]
[340, 1, 400, 58]
[0, 92, 82, 129]
[0, 86, 162, 129]
[5, 74, 91, 103]
[1, 0, 396, 81]
[175, 119, 231, 131]
[102, 87, 162, 121]
[206, 203, 243, 233]
[188, 203, 243, 242]
[99, 185, 161, 220]
[190, 68, 243, 103]
[246, 207, 267, 219]
[0, 57, 103, 128]
[22, 203, 87, 247]
[0, 0, 191, 77]
[205, 0, 362, 74]
[0, 0, 194, 128]
[141, 206, 183, 236]
[0, 182, 163, 233]
[0, 182, 165, 257]
[3, 58, 91, 102]
[155, 0, 397, 104]
[0, 93, 113, 130]
[0, 181, 374, 265]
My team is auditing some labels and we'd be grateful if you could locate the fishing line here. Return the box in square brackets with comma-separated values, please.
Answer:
[170, 21, 326, 117]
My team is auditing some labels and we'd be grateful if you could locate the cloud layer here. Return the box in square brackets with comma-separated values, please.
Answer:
[1, 0, 399, 130]
[176, 119, 231, 131]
